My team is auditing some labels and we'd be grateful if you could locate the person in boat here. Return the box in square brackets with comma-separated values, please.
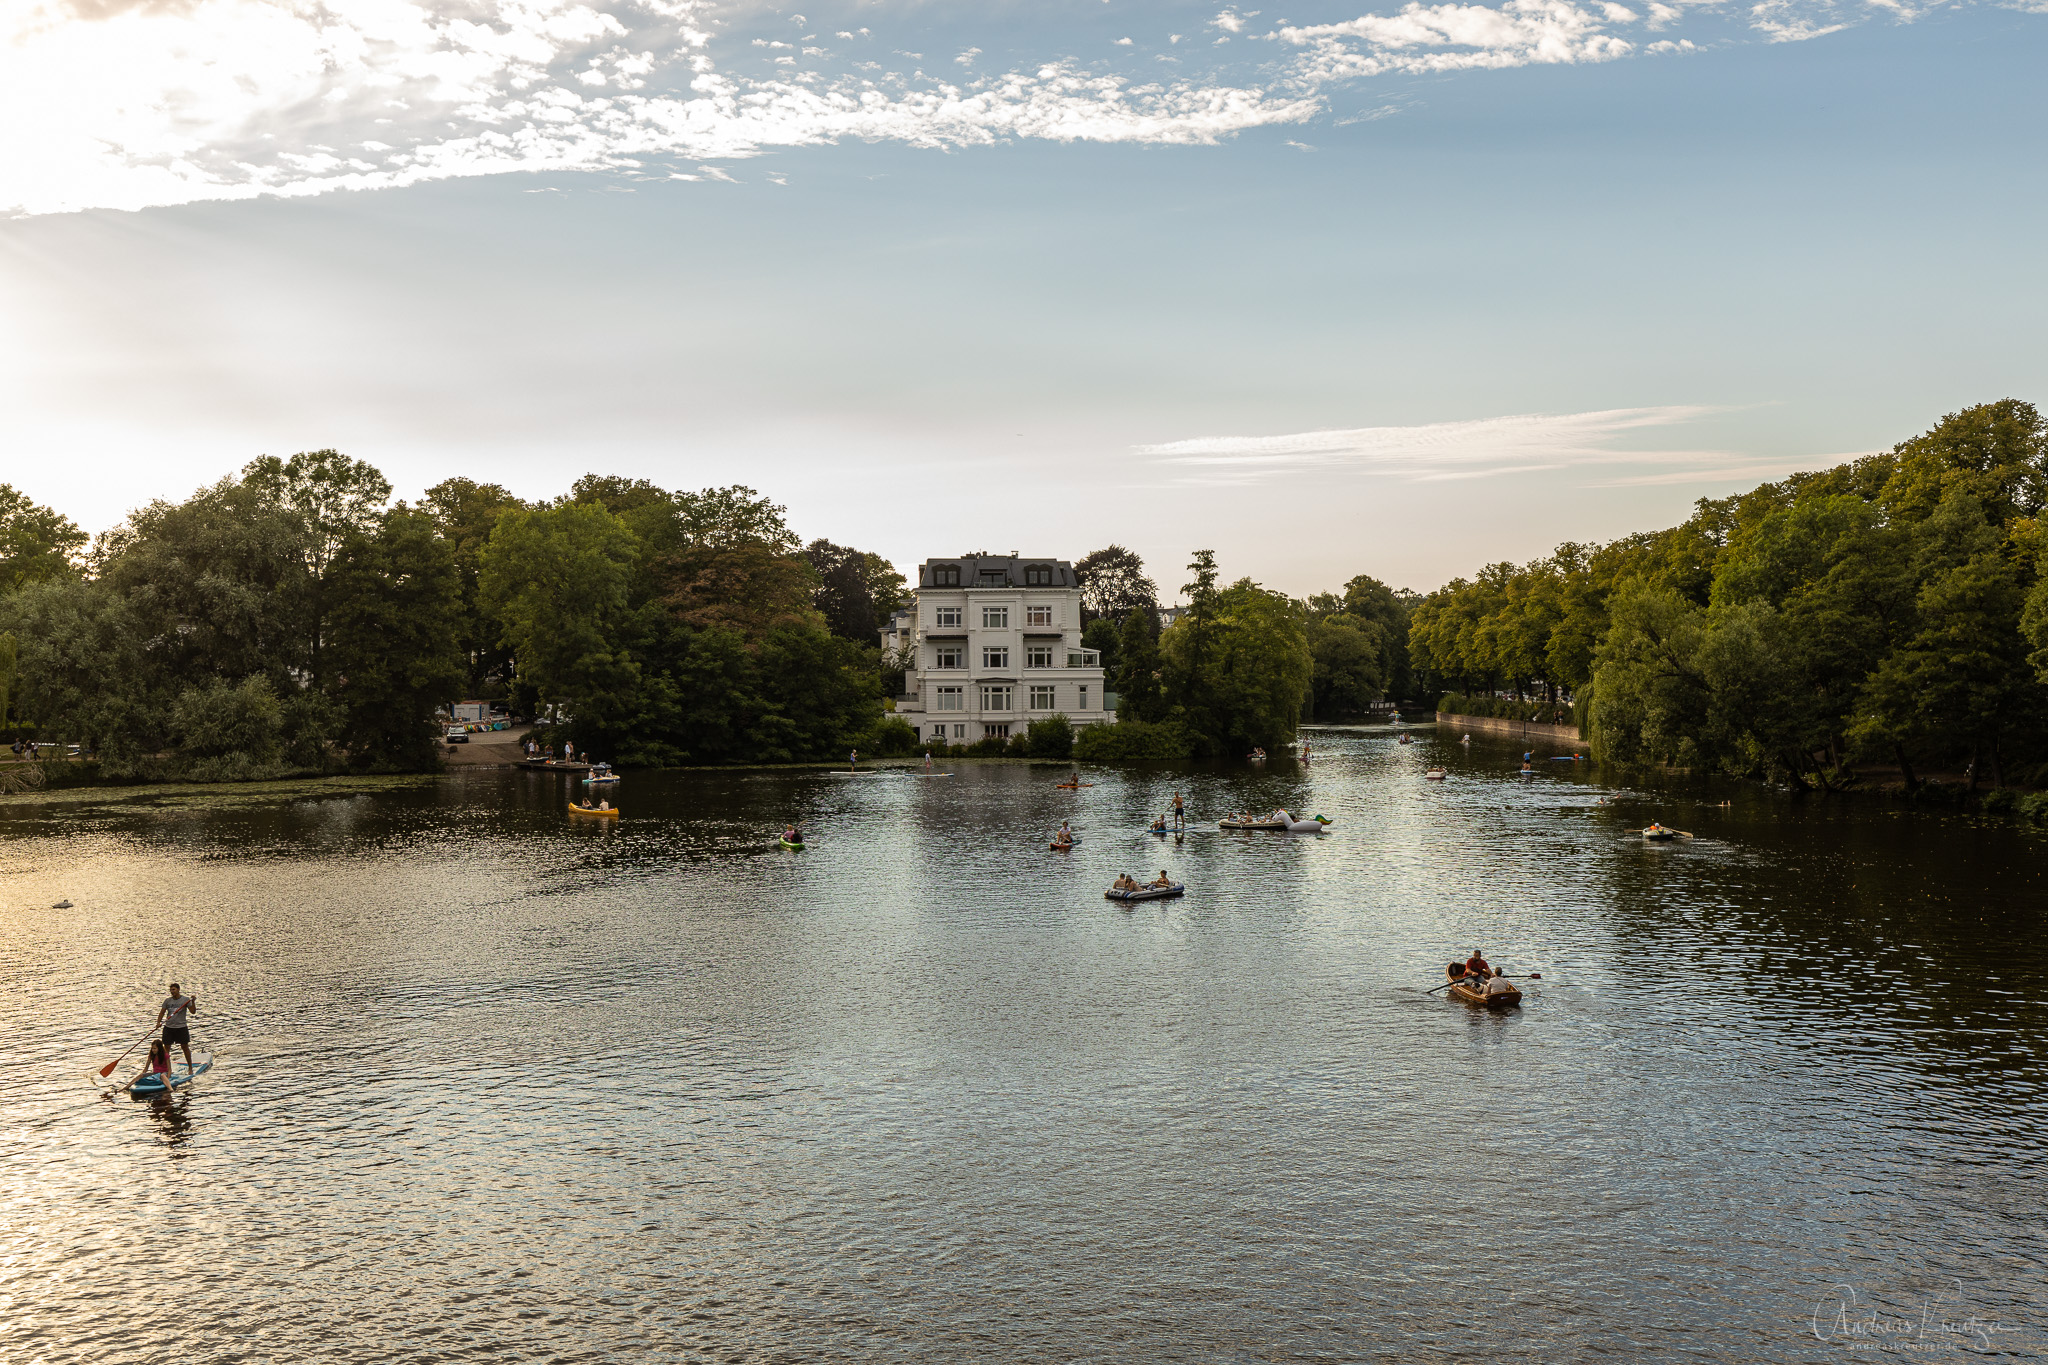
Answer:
[1463, 950, 1493, 982]
[156, 982, 198, 1073]
[1148, 869, 1173, 889]
[597, 799, 611, 811]
[139, 1039, 174, 1084]
[1113, 873, 1137, 893]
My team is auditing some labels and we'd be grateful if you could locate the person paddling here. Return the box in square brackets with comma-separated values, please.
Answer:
[1171, 791, 1185, 829]
[1463, 950, 1492, 982]
[156, 982, 198, 1073]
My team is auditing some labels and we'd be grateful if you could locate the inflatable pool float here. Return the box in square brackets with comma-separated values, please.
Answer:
[568, 803, 619, 820]
[1106, 883, 1184, 901]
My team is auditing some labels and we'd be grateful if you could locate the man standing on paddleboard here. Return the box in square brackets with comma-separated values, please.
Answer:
[156, 983, 199, 1073]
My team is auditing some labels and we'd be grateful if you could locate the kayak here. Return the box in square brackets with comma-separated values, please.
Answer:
[129, 1055, 213, 1095]
[779, 838, 806, 850]
[567, 803, 619, 819]
[1106, 883, 1184, 901]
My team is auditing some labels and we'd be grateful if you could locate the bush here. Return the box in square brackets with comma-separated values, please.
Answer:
[1023, 714, 1074, 760]
[1072, 719, 1194, 762]
[1435, 692, 1575, 726]
[965, 734, 1012, 757]
[862, 715, 920, 757]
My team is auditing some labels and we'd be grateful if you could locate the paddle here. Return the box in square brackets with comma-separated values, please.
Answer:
[1428, 971, 1540, 995]
[97, 1026, 156, 1079]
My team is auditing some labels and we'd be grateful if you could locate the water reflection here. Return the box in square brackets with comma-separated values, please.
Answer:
[1, 725, 2041, 1362]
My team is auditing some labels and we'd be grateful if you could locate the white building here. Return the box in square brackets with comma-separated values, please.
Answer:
[883, 554, 1109, 745]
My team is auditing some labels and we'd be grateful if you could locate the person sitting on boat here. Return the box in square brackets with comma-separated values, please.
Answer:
[1148, 870, 1172, 889]
[139, 1039, 173, 1083]
[597, 799, 611, 811]
[1113, 874, 1137, 893]
[1464, 950, 1493, 981]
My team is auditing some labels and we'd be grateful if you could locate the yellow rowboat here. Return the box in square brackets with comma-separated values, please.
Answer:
[567, 803, 619, 820]
[1447, 978, 1522, 1008]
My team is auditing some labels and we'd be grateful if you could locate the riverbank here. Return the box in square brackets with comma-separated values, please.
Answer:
[1434, 712, 1584, 745]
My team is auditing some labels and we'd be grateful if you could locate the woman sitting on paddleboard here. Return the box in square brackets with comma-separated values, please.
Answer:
[139, 1040, 173, 1083]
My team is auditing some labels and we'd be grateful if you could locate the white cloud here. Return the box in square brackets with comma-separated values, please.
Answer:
[1, 0, 2027, 217]
[1135, 407, 1736, 485]
[1276, 0, 1639, 79]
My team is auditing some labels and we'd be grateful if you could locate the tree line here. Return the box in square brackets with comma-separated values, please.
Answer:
[1071, 547, 1418, 760]
[1407, 399, 2048, 791]
[0, 455, 913, 778]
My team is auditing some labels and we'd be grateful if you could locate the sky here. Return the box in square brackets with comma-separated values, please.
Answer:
[1, 0, 2044, 598]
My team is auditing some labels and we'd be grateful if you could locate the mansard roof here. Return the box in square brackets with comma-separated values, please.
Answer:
[916, 555, 1078, 589]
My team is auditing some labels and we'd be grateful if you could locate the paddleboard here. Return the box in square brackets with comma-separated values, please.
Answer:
[129, 1054, 212, 1095]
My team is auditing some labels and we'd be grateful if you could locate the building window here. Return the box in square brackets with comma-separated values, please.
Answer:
[936, 686, 964, 711]
[934, 646, 964, 669]
[978, 571, 1007, 587]
[1030, 686, 1056, 710]
[982, 647, 1009, 670]
[982, 607, 1008, 629]
[1024, 565, 1054, 586]
[930, 723, 948, 741]
[1068, 650, 1100, 668]
[934, 606, 962, 628]
[1079, 685, 1089, 710]
[952, 724, 966, 739]
[1026, 646, 1053, 669]
[933, 566, 960, 587]
[983, 723, 1010, 739]
[981, 685, 1012, 712]
[1026, 605, 1054, 627]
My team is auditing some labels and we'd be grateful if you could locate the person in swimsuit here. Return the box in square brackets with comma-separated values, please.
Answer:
[139, 1039, 173, 1082]
[156, 983, 198, 1072]
[1172, 792, 1185, 828]
[1148, 870, 1172, 889]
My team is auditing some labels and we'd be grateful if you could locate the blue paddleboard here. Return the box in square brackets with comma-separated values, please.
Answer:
[129, 1055, 212, 1095]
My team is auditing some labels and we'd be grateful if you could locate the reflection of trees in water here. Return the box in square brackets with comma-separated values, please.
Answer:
[1582, 769, 2046, 1101]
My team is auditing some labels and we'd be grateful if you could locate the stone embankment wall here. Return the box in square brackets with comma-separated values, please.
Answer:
[1435, 713, 1585, 746]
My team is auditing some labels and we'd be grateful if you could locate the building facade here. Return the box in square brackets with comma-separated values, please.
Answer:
[883, 554, 1109, 744]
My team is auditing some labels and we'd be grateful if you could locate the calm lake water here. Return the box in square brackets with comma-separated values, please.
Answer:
[3, 725, 2043, 1363]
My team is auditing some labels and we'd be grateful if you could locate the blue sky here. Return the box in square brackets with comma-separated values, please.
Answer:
[1, 0, 2043, 596]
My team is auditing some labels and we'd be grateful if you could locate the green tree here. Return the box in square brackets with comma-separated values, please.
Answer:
[480, 502, 642, 730]
[1113, 607, 1164, 722]
[1309, 613, 1387, 717]
[424, 478, 529, 693]
[242, 450, 392, 681]
[1074, 545, 1157, 624]
[0, 486, 86, 594]
[1160, 576, 1312, 752]
[327, 507, 467, 770]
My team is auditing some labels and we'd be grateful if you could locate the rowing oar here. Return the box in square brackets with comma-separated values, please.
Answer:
[97, 1026, 156, 1079]
[1427, 972, 1541, 995]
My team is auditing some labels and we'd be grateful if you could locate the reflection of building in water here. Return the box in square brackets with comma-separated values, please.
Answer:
[883, 554, 1108, 745]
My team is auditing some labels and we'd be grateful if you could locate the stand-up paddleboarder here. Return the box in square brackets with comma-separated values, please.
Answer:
[156, 983, 199, 1073]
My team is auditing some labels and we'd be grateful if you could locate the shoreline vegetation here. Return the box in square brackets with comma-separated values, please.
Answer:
[5, 398, 2047, 828]
[1408, 399, 2048, 822]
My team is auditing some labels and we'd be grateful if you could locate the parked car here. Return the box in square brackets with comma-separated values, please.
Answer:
[445, 725, 469, 743]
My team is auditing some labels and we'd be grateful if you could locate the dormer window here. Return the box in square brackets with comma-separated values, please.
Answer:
[1023, 565, 1054, 586]
[978, 570, 1007, 587]
[932, 565, 960, 587]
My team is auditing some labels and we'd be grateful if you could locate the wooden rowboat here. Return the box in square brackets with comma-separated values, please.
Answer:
[1447, 978, 1522, 1009]
[567, 803, 619, 820]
